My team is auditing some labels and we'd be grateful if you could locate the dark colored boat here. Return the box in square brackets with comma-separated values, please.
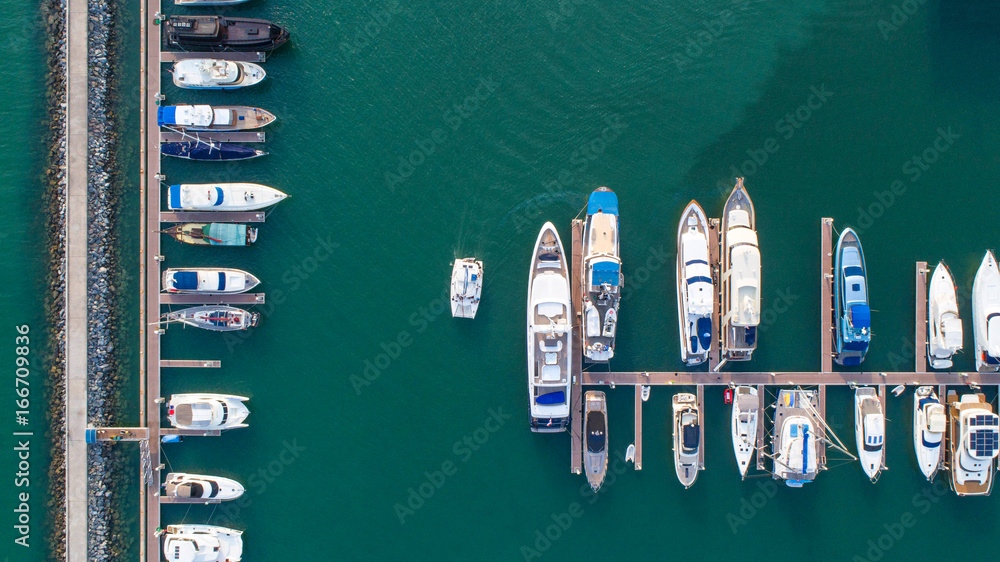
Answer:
[165, 16, 290, 52]
[161, 141, 266, 162]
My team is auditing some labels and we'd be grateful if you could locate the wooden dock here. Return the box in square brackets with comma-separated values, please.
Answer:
[160, 131, 266, 143]
[160, 293, 266, 305]
[633, 384, 643, 470]
[160, 359, 221, 368]
[89, 427, 149, 442]
[915, 262, 928, 373]
[569, 220, 584, 474]
[160, 211, 267, 223]
[708, 218, 721, 370]
[819, 218, 834, 468]
[582, 371, 999, 386]
[696, 384, 705, 469]
[755, 384, 765, 471]
[160, 51, 266, 63]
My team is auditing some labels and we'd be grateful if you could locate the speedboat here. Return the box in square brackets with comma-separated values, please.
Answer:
[672, 393, 700, 488]
[584, 391, 608, 491]
[946, 391, 999, 496]
[168, 183, 287, 212]
[676, 200, 713, 366]
[162, 223, 258, 247]
[158, 105, 275, 132]
[164, 473, 245, 502]
[834, 228, 871, 366]
[161, 141, 267, 162]
[913, 386, 946, 481]
[167, 394, 250, 431]
[172, 60, 265, 90]
[772, 389, 819, 487]
[164, 305, 260, 331]
[163, 268, 260, 294]
[162, 524, 243, 562]
[854, 387, 885, 482]
[175, 0, 251, 5]
[927, 261, 963, 369]
[581, 187, 622, 363]
[450, 258, 483, 319]
[526, 222, 572, 433]
[165, 16, 290, 52]
[731, 385, 758, 479]
[972, 251, 1000, 372]
[719, 178, 760, 362]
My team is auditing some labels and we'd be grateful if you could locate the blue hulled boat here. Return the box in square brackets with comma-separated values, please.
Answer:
[161, 141, 267, 162]
[834, 228, 871, 366]
[581, 187, 622, 363]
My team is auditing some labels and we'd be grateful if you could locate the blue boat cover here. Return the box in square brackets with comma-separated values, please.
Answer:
[204, 223, 246, 246]
[849, 304, 871, 330]
[161, 142, 263, 162]
[172, 271, 198, 290]
[536, 391, 566, 405]
[169, 185, 181, 210]
[841, 355, 863, 366]
[213, 186, 225, 206]
[843, 340, 869, 351]
[801, 425, 810, 473]
[844, 266, 865, 278]
[217, 272, 226, 290]
[587, 189, 619, 216]
[697, 317, 712, 350]
[157, 106, 177, 126]
[591, 261, 620, 286]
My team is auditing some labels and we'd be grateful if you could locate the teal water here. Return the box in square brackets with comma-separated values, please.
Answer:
[12, 0, 1000, 560]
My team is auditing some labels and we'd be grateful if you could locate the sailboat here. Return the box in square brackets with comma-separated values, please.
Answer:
[719, 178, 760, 362]
[731, 386, 758, 478]
[676, 200, 713, 366]
[913, 386, 945, 481]
[854, 387, 885, 482]
[584, 391, 608, 491]
[672, 393, 701, 488]
[581, 187, 622, 363]
[972, 251, 1000, 372]
[927, 261, 963, 369]
[770, 388, 855, 487]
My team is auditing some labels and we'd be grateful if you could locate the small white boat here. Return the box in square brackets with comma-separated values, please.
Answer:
[625, 443, 636, 463]
[162, 524, 243, 562]
[163, 268, 260, 294]
[855, 387, 885, 482]
[167, 394, 250, 431]
[172, 59, 266, 90]
[672, 393, 701, 488]
[676, 200, 713, 366]
[450, 258, 483, 319]
[947, 391, 999, 496]
[158, 104, 276, 131]
[164, 473, 245, 502]
[640, 385, 650, 402]
[719, 178, 760, 361]
[584, 391, 608, 491]
[972, 251, 1000, 372]
[731, 386, 759, 479]
[581, 187, 622, 363]
[927, 261, 963, 369]
[912, 386, 946, 481]
[168, 183, 288, 212]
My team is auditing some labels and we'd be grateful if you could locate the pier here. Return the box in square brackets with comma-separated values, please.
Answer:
[160, 293, 266, 305]
[160, 211, 267, 223]
[569, 220, 583, 474]
[160, 51, 266, 63]
[160, 359, 221, 368]
[160, 131, 266, 143]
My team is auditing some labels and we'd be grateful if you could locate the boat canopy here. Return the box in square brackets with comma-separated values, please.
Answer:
[926, 403, 947, 433]
[684, 232, 713, 315]
[862, 414, 885, 451]
[174, 403, 213, 427]
[727, 209, 751, 229]
[682, 422, 700, 451]
[941, 316, 963, 348]
[531, 275, 569, 307]
[174, 185, 225, 209]
[536, 391, 566, 405]
[590, 261, 620, 286]
[172, 271, 199, 290]
[587, 190, 618, 216]
[204, 223, 247, 246]
[158, 105, 216, 127]
[849, 304, 871, 330]
[586, 412, 606, 453]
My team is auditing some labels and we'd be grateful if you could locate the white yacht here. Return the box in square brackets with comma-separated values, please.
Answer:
[526, 222, 572, 433]
[168, 183, 288, 212]
[972, 251, 1000, 372]
[164, 473, 245, 502]
[581, 187, 622, 363]
[163, 268, 260, 294]
[450, 258, 483, 319]
[927, 261, 963, 369]
[947, 392, 999, 496]
[167, 394, 250, 431]
[672, 393, 701, 488]
[584, 391, 608, 491]
[172, 59, 266, 90]
[162, 524, 243, 562]
[719, 178, 760, 362]
[912, 386, 946, 481]
[676, 200, 713, 366]
[157, 104, 276, 132]
[854, 387, 885, 482]
[772, 389, 819, 487]
[731, 385, 758, 478]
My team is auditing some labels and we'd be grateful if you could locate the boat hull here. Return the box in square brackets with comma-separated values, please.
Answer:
[581, 187, 621, 363]
[834, 228, 870, 366]
[164, 305, 259, 331]
[927, 261, 962, 369]
[163, 524, 243, 562]
[672, 393, 700, 488]
[167, 394, 250, 431]
[854, 387, 884, 482]
[164, 473, 246, 502]
[772, 389, 820, 486]
[158, 105, 276, 131]
[165, 16, 290, 52]
[719, 178, 760, 361]
[168, 183, 287, 212]
[946, 392, 997, 496]
[163, 268, 260, 294]
[450, 258, 483, 319]
[173, 60, 266, 90]
[583, 391, 608, 491]
[912, 386, 943, 481]
[161, 141, 266, 162]
[972, 251, 1000, 372]
[731, 386, 758, 478]
[677, 200, 712, 366]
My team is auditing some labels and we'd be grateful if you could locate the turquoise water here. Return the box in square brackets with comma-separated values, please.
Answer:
[13, 0, 1000, 560]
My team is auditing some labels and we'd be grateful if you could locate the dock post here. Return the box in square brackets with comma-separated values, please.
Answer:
[755, 384, 765, 471]
[569, 220, 584, 474]
[634, 385, 643, 470]
[697, 384, 705, 469]
[708, 218, 722, 369]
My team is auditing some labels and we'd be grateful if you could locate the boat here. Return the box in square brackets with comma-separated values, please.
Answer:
[834, 228, 871, 366]
[625, 444, 635, 464]
[946, 391, 999, 496]
[526, 222, 572, 433]
[854, 387, 885, 482]
[165, 16, 290, 52]
[672, 392, 701, 488]
[640, 385, 650, 402]
[167, 183, 287, 212]
[450, 258, 483, 319]
[172, 59, 265, 90]
[581, 187, 622, 363]
[162, 223, 258, 247]
[163, 305, 259, 331]
[174, 0, 252, 8]
[972, 251, 1000, 372]
[772, 389, 819, 487]
[719, 178, 760, 362]
[927, 261, 963, 369]
[163, 473, 245, 502]
[167, 394, 250, 431]
[913, 386, 946, 481]
[161, 141, 267, 162]
[731, 385, 758, 479]
[162, 524, 243, 562]
[158, 105, 276, 132]
[163, 268, 260, 294]
[584, 391, 608, 491]
[676, 200, 713, 366]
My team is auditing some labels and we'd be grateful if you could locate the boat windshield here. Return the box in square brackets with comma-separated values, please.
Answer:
[586, 412, 606, 453]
